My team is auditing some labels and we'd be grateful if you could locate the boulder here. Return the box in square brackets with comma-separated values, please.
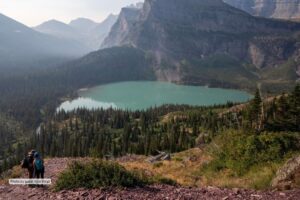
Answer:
[272, 155, 300, 190]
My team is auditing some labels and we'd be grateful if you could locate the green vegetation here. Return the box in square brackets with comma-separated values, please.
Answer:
[181, 54, 258, 90]
[0, 47, 155, 173]
[0, 41, 299, 191]
[33, 105, 212, 158]
[55, 160, 150, 190]
[0, 47, 155, 127]
[0, 113, 32, 173]
[195, 85, 300, 189]
[203, 130, 299, 176]
[29, 84, 299, 161]
[55, 159, 177, 191]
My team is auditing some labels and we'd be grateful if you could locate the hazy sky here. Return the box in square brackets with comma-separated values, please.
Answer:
[0, 0, 142, 27]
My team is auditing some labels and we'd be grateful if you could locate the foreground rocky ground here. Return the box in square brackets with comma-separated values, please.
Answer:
[0, 158, 300, 200]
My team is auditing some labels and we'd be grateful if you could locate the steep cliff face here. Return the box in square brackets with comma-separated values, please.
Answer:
[101, 0, 300, 89]
[119, 0, 300, 65]
[224, 0, 300, 20]
[101, 8, 141, 48]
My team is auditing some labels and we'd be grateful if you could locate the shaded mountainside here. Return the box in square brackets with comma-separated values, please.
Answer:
[0, 13, 89, 69]
[99, 0, 300, 90]
[224, 0, 300, 20]
[59, 46, 156, 86]
[0, 46, 155, 127]
[34, 20, 80, 40]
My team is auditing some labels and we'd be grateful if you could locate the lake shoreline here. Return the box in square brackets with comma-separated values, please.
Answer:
[57, 81, 253, 112]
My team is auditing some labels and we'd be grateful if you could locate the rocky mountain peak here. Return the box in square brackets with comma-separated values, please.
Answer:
[101, 6, 141, 48]
[224, 0, 300, 20]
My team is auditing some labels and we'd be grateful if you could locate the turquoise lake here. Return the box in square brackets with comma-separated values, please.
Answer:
[57, 81, 252, 111]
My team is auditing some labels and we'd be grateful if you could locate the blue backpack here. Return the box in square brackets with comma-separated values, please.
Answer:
[35, 159, 44, 171]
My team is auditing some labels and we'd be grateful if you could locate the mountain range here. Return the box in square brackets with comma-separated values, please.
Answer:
[1, 0, 300, 92]
[34, 15, 118, 51]
[0, 13, 90, 69]
[223, 0, 300, 20]
[66, 0, 300, 92]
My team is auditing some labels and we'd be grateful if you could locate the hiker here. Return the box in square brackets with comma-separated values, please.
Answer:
[33, 152, 44, 179]
[21, 149, 36, 178]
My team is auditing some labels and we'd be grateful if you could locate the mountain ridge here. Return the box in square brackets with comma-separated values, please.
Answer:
[0, 13, 89, 69]
[34, 15, 118, 50]
[98, 0, 300, 90]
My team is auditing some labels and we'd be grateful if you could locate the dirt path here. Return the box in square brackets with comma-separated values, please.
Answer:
[0, 158, 300, 200]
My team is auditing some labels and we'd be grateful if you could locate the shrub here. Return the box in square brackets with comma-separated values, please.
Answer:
[55, 160, 150, 191]
[205, 130, 300, 176]
[156, 177, 177, 186]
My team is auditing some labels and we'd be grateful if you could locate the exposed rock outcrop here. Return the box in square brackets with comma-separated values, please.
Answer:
[99, 0, 300, 87]
[272, 155, 300, 190]
[101, 7, 141, 48]
[224, 0, 300, 20]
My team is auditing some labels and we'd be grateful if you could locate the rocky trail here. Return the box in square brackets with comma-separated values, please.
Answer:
[0, 158, 300, 200]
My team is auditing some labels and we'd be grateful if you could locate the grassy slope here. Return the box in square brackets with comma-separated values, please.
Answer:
[119, 148, 288, 190]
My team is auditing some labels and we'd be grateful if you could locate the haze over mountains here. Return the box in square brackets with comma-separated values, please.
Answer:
[0, 13, 89, 69]
[224, 0, 300, 20]
[1, 0, 300, 92]
[34, 15, 118, 51]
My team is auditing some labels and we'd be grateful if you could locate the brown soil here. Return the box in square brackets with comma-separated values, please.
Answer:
[0, 158, 300, 200]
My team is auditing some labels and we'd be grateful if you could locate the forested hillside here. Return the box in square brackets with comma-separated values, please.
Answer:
[0, 47, 155, 127]
[7, 85, 295, 181]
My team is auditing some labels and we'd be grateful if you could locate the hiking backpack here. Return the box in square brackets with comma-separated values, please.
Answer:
[34, 159, 44, 171]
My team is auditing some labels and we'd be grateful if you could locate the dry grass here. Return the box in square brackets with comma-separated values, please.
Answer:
[198, 163, 280, 189]
[0, 165, 23, 184]
[119, 148, 281, 189]
[10, 166, 23, 178]
[120, 148, 212, 187]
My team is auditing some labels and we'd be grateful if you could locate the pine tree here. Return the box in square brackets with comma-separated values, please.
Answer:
[291, 84, 300, 130]
[249, 88, 262, 131]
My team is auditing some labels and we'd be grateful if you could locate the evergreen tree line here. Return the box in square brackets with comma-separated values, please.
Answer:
[29, 85, 300, 160]
[219, 85, 300, 133]
[0, 85, 299, 174]
[31, 105, 225, 158]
